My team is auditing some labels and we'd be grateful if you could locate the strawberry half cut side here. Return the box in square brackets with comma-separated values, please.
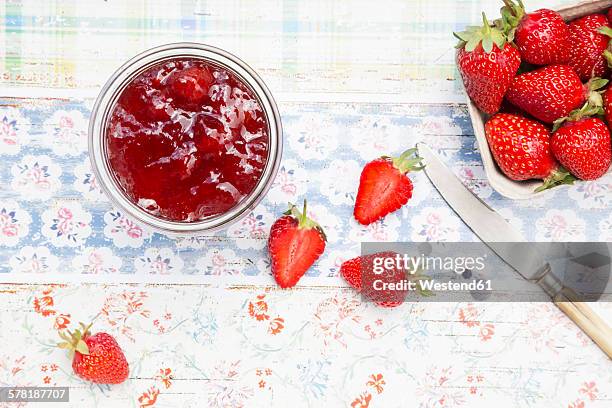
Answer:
[354, 148, 425, 225]
[268, 200, 327, 288]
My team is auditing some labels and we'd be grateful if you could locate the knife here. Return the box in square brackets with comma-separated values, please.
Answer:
[417, 143, 612, 359]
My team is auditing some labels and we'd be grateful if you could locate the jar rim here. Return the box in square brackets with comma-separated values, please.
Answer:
[88, 42, 283, 235]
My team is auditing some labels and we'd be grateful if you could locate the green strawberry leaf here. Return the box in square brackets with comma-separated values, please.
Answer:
[491, 31, 506, 49]
[590, 78, 609, 91]
[454, 12, 509, 53]
[535, 168, 577, 192]
[76, 339, 90, 355]
[482, 37, 493, 53]
[589, 91, 604, 107]
[453, 31, 471, 41]
[506, 27, 516, 43]
[392, 148, 425, 173]
[604, 50, 612, 69]
[465, 36, 481, 52]
[598, 26, 612, 38]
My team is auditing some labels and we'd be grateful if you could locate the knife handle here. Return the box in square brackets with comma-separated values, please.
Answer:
[553, 289, 612, 359]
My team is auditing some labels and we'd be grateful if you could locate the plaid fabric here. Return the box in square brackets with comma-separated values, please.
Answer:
[0, 0, 570, 101]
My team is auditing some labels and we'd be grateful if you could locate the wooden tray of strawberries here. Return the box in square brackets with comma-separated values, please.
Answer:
[459, 0, 612, 199]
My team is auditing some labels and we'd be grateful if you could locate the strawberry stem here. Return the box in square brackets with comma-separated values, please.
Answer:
[482, 13, 491, 35]
[300, 199, 308, 226]
[497, 0, 524, 40]
[502, 0, 525, 19]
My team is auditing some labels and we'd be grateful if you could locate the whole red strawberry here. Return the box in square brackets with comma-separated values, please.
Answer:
[58, 323, 129, 384]
[506, 65, 585, 124]
[485, 113, 574, 191]
[340, 252, 407, 307]
[500, 1, 570, 65]
[552, 116, 611, 180]
[268, 200, 326, 288]
[568, 14, 610, 81]
[354, 148, 424, 225]
[455, 13, 521, 114]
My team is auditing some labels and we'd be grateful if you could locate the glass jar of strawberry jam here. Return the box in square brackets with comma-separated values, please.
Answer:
[89, 43, 282, 234]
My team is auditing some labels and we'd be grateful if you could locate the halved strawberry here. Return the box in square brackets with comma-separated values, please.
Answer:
[354, 148, 424, 225]
[268, 200, 326, 288]
[340, 252, 407, 308]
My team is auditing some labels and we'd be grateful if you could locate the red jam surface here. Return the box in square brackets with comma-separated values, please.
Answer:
[106, 58, 269, 222]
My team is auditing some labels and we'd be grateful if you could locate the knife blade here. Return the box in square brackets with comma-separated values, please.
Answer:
[417, 142, 612, 358]
[416, 142, 548, 282]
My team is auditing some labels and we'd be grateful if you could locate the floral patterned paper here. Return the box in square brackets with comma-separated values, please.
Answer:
[5, 100, 611, 280]
[0, 284, 609, 407]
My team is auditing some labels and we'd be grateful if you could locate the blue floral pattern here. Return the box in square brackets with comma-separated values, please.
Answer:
[1, 100, 611, 279]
